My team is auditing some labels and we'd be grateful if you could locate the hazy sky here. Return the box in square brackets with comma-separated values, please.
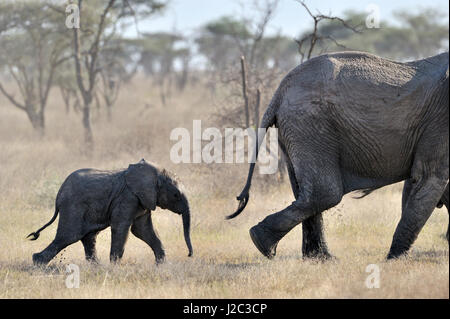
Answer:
[130, 0, 450, 38]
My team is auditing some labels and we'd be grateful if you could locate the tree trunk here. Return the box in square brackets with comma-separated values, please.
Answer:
[159, 81, 166, 106]
[240, 56, 250, 128]
[26, 106, 45, 137]
[81, 94, 94, 152]
[60, 87, 71, 114]
[106, 103, 113, 122]
[177, 65, 189, 92]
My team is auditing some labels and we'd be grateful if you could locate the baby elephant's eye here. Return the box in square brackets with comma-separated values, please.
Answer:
[174, 192, 180, 200]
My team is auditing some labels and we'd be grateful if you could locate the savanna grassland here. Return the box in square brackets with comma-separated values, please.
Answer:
[0, 77, 448, 299]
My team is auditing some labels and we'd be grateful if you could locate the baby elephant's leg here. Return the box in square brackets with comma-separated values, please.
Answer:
[131, 213, 165, 264]
[110, 222, 131, 263]
[33, 238, 75, 265]
[109, 199, 140, 263]
[81, 231, 100, 262]
[32, 207, 83, 266]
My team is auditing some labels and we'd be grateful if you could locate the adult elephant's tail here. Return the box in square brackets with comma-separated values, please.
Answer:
[226, 86, 282, 219]
[27, 207, 59, 240]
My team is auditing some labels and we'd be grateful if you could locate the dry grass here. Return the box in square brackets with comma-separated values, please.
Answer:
[0, 77, 448, 299]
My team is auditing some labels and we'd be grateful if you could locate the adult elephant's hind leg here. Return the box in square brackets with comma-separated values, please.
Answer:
[131, 213, 165, 264]
[250, 157, 343, 259]
[282, 147, 332, 259]
[302, 214, 332, 259]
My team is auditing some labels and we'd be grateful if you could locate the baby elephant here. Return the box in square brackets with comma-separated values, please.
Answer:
[28, 159, 193, 265]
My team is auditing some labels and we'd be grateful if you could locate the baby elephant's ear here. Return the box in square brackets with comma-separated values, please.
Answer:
[125, 163, 157, 211]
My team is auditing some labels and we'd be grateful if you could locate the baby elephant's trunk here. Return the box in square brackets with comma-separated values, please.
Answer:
[182, 209, 193, 257]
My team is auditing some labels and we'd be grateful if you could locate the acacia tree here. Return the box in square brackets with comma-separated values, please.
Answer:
[197, 1, 289, 182]
[294, 4, 448, 61]
[196, 16, 251, 74]
[139, 32, 179, 105]
[97, 39, 131, 121]
[175, 47, 191, 92]
[55, 62, 81, 115]
[137, 32, 190, 105]
[53, 0, 166, 149]
[205, 0, 281, 129]
[0, 1, 70, 136]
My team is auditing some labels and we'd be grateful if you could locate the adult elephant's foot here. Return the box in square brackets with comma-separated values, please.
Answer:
[386, 244, 410, 260]
[86, 256, 100, 264]
[386, 251, 408, 260]
[302, 249, 335, 261]
[249, 223, 285, 259]
[155, 255, 166, 265]
[32, 253, 49, 266]
[302, 240, 334, 261]
[301, 213, 334, 261]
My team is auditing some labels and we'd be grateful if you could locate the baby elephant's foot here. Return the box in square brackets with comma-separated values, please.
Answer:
[249, 223, 284, 259]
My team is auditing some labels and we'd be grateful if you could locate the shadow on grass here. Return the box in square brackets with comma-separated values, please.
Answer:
[218, 262, 260, 270]
[2, 257, 108, 276]
[409, 249, 449, 263]
[5, 261, 65, 275]
[275, 254, 340, 265]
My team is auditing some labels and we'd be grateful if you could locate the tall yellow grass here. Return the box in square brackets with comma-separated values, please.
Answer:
[0, 77, 448, 298]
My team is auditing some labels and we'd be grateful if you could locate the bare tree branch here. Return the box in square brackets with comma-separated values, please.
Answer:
[0, 82, 26, 111]
[249, 0, 280, 67]
[295, 0, 362, 61]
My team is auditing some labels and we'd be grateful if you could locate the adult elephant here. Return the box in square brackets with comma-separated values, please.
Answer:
[28, 159, 193, 265]
[228, 51, 449, 260]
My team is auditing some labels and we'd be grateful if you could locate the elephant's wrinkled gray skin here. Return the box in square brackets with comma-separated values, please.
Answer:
[229, 51, 449, 260]
[28, 159, 193, 265]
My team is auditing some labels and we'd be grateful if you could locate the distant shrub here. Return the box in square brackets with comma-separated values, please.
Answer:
[30, 175, 63, 209]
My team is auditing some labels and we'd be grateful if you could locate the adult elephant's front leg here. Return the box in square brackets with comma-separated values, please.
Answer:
[439, 183, 449, 241]
[406, 176, 449, 241]
[389, 176, 447, 258]
[131, 213, 165, 264]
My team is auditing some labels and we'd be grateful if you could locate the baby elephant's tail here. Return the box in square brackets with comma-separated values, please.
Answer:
[27, 208, 59, 240]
